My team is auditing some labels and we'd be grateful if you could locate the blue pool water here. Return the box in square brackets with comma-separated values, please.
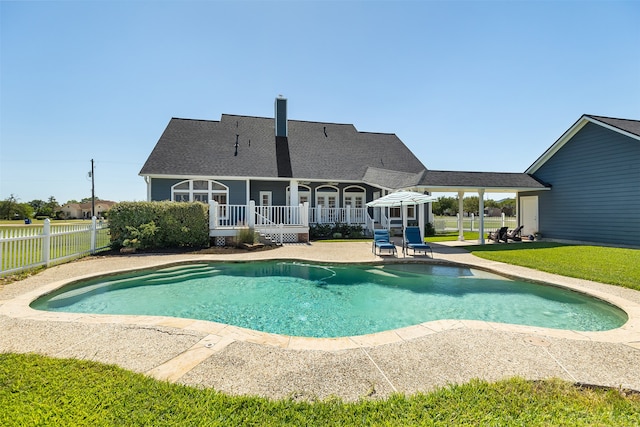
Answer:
[31, 261, 627, 337]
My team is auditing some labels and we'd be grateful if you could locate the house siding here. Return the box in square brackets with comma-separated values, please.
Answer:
[150, 178, 247, 204]
[530, 122, 640, 246]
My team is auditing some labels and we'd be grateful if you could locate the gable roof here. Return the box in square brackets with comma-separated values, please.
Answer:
[139, 114, 427, 183]
[526, 114, 640, 174]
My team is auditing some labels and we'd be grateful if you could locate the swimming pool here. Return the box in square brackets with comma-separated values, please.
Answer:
[31, 261, 627, 337]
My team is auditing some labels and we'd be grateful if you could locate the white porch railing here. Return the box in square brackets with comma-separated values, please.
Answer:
[210, 202, 374, 230]
[0, 217, 111, 277]
[209, 201, 309, 229]
[309, 206, 368, 225]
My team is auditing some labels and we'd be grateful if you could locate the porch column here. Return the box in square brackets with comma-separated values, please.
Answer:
[290, 179, 299, 206]
[478, 189, 485, 245]
[457, 191, 465, 241]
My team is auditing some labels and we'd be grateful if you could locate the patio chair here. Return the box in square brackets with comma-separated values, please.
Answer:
[487, 226, 508, 243]
[372, 229, 397, 256]
[403, 226, 433, 257]
[506, 225, 524, 242]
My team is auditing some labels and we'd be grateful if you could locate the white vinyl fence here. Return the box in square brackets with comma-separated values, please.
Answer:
[0, 217, 110, 277]
[433, 214, 517, 233]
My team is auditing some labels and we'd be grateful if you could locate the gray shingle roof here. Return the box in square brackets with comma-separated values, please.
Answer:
[419, 170, 548, 191]
[139, 114, 427, 181]
[141, 112, 549, 191]
[586, 115, 640, 138]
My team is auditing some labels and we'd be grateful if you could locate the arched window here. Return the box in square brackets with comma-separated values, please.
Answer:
[343, 185, 365, 210]
[171, 180, 228, 204]
[286, 184, 311, 205]
[315, 185, 339, 209]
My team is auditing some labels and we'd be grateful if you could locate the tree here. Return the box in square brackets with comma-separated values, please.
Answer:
[0, 195, 34, 220]
[432, 196, 458, 215]
[498, 198, 515, 216]
[463, 196, 479, 215]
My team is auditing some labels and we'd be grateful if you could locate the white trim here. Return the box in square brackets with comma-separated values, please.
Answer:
[422, 185, 549, 193]
[171, 179, 228, 203]
[259, 191, 272, 207]
[587, 116, 640, 142]
[315, 185, 339, 209]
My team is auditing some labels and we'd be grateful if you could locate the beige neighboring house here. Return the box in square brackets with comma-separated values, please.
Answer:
[60, 200, 117, 219]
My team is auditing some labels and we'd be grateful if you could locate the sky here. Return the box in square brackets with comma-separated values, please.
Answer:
[1, 0, 639, 204]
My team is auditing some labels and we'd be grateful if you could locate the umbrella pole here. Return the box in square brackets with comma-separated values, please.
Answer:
[401, 201, 405, 258]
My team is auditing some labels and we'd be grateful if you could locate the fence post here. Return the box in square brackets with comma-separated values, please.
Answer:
[470, 213, 474, 231]
[302, 202, 309, 227]
[209, 201, 218, 229]
[90, 216, 97, 254]
[501, 212, 505, 227]
[43, 218, 51, 266]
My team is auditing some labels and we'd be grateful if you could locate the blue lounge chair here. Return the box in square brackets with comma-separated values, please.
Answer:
[403, 226, 433, 257]
[372, 229, 397, 256]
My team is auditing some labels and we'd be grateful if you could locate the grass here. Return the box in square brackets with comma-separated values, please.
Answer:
[1, 353, 639, 426]
[466, 242, 640, 290]
[425, 231, 479, 242]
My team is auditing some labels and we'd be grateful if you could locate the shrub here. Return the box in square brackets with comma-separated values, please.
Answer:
[309, 223, 365, 240]
[236, 227, 257, 245]
[425, 222, 436, 237]
[109, 201, 209, 249]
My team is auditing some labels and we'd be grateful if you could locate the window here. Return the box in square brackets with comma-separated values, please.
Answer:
[171, 180, 228, 204]
[390, 206, 415, 219]
[343, 186, 365, 209]
[286, 184, 311, 205]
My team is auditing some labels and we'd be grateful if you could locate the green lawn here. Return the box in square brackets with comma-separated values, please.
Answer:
[1, 353, 638, 426]
[425, 231, 480, 242]
[466, 242, 640, 291]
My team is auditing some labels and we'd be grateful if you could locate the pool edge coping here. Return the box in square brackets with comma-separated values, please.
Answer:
[2, 252, 640, 353]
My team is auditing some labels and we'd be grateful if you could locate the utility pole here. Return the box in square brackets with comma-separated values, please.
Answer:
[90, 159, 95, 218]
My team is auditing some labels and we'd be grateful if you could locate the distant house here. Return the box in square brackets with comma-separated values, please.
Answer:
[60, 200, 116, 219]
[140, 97, 544, 243]
[522, 115, 640, 246]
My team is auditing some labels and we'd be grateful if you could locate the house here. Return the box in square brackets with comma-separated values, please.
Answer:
[521, 115, 640, 247]
[140, 97, 547, 244]
[60, 200, 117, 219]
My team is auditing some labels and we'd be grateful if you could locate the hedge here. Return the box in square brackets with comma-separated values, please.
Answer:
[109, 201, 209, 249]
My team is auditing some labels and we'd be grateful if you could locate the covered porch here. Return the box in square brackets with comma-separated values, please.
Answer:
[208, 200, 375, 244]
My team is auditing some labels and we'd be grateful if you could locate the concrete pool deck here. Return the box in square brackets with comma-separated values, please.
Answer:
[1, 240, 639, 401]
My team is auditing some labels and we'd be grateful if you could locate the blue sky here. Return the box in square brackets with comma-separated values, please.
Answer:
[1, 0, 639, 204]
